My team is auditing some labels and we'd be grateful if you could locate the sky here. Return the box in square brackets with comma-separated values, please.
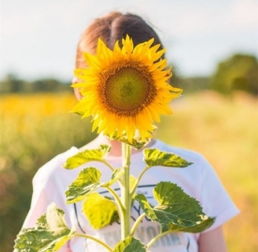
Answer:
[1, 0, 258, 81]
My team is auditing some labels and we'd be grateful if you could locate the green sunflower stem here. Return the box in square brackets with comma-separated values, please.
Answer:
[75, 233, 113, 251]
[121, 142, 132, 240]
[146, 230, 175, 249]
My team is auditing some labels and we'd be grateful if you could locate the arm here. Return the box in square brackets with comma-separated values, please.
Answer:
[197, 155, 239, 252]
[198, 226, 227, 252]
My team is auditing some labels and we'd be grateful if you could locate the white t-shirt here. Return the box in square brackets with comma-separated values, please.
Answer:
[22, 135, 239, 252]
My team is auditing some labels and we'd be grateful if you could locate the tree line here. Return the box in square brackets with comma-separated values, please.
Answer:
[176, 53, 258, 95]
[0, 75, 71, 93]
[1, 53, 258, 95]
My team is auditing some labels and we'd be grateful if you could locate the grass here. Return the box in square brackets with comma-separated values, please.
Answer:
[0, 91, 257, 251]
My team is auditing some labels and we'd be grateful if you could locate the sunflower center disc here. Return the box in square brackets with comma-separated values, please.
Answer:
[105, 67, 152, 114]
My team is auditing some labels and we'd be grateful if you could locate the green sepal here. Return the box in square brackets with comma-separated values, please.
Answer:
[135, 182, 215, 233]
[143, 148, 192, 167]
[108, 132, 151, 150]
[64, 144, 111, 169]
[113, 237, 146, 252]
[14, 204, 74, 252]
[82, 193, 119, 229]
[65, 167, 102, 203]
[119, 138, 150, 150]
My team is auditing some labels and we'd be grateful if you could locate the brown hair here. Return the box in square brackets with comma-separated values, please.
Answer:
[75, 12, 164, 69]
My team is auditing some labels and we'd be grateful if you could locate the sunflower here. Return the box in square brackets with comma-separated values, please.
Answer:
[71, 35, 182, 141]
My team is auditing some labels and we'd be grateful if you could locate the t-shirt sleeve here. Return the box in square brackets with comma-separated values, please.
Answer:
[199, 156, 240, 233]
[21, 156, 72, 252]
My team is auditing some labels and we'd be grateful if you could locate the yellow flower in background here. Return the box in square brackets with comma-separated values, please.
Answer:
[71, 35, 182, 141]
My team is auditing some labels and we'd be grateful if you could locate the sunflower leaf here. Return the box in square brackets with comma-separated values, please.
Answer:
[134, 194, 157, 220]
[14, 204, 73, 252]
[39, 235, 72, 252]
[82, 193, 119, 229]
[64, 144, 111, 169]
[135, 182, 215, 233]
[113, 237, 146, 252]
[14, 228, 56, 252]
[143, 148, 192, 167]
[65, 167, 102, 203]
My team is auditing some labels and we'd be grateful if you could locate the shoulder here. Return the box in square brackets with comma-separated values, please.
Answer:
[155, 140, 240, 232]
[155, 139, 212, 171]
[151, 139, 215, 198]
[32, 146, 78, 188]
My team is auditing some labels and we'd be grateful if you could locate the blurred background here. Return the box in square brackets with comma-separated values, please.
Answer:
[1, 0, 258, 251]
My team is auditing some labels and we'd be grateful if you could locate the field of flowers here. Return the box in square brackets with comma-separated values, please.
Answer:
[0, 91, 257, 251]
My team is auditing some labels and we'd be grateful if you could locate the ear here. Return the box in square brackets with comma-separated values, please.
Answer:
[73, 87, 83, 100]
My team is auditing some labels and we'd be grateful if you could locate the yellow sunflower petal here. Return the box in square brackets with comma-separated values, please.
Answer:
[149, 48, 166, 61]
[122, 35, 134, 55]
[83, 52, 101, 69]
[149, 59, 168, 72]
[113, 40, 121, 54]
[96, 38, 113, 61]
[74, 68, 98, 82]
[133, 43, 145, 56]
[143, 38, 155, 49]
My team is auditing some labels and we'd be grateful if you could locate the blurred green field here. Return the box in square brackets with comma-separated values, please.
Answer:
[0, 91, 257, 251]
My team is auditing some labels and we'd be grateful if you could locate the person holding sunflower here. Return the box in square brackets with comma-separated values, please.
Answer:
[20, 12, 239, 252]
